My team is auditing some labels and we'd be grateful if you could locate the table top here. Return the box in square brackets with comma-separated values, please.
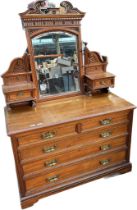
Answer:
[86, 72, 115, 80]
[5, 92, 135, 136]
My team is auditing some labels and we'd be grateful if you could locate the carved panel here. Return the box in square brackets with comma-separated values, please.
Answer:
[23, 18, 80, 28]
[2, 54, 31, 77]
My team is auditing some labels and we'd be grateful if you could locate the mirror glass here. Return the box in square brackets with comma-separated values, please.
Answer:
[32, 31, 80, 97]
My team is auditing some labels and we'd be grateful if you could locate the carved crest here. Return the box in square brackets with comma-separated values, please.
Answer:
[25, 0, 84, 15]
[28, 0, 55, 14]
[60, 1, 73, 13]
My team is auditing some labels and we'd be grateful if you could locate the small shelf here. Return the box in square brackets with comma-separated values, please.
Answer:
[3, 82, 36, 93]
[3, 71, 32, 78]
[85, 72, 115, 80]
[34, 54, 64, 59]
[7, 97, 36, 105]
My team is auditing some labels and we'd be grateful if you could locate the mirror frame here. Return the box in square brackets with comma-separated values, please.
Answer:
[26, 27, 84, 101]
[31, 30, 81, 98]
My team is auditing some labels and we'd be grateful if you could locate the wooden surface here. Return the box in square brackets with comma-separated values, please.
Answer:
[85, 72, 115, 80]
[3, 82, 35, 93]
[1, 2, 136, 209]
[3, 71, 135, 209]
[5, 93, 135, 136]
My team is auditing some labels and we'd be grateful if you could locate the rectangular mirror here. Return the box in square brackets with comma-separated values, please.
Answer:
[32, 31, 80, 98]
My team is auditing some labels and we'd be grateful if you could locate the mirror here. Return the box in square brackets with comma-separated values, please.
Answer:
[32, 31, 80, 97]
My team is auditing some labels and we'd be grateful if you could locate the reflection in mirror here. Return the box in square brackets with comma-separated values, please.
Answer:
[32, 32, 80, 97]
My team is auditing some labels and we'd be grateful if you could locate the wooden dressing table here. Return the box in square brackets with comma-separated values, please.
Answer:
[1, 0, 135, 208]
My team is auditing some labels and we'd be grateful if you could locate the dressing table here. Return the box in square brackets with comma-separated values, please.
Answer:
[1, 1, 135, 208]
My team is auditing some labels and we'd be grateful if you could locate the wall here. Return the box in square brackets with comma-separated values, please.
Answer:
[0, 1, 137, 210]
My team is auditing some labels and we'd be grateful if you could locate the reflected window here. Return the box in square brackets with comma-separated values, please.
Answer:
[32, 32, 80, 97]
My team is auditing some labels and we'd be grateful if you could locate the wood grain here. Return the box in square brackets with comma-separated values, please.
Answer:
[5, 93, 135, 136]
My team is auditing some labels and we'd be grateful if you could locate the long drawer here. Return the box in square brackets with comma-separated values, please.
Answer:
[22, 135, 127, 175]
[17, 110, 129, 146]
[25, 150, 127, 193]
[18, 123, 128, 161]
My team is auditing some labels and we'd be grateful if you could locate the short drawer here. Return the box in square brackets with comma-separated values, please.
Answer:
[25, 150, 127, 192]
[18, 123, 128, 161]
[22, 135, 127, 175]
[94, 78, 114, 90]
[18, 110, 129, 146]
[7, 90, 31, 102]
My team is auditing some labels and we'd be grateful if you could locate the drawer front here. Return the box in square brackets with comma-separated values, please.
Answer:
[19, 123, 128, 161]
[25, 150, 127, 192]
[18, 124, 76, 146]
[18, 110, 129, 146]
[94, 78, 114, 90]
[7, 90, 31, 102]
[22, 135, 127, 175]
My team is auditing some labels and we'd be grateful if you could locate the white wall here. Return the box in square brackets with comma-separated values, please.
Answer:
[0, 1, 137, 210]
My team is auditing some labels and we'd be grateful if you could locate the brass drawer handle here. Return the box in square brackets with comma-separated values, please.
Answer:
[100, 144, 111, 151]
[100, 159, 110, 166]
[48, 175, 59, 183]
[41, 131, 56, 140]
[100, 81, 107, 86]
[100, 118, 112, 125]
[45, 159, 57, 167]
[100, 131, 112, 138]
[43, 145, 56, 153]
[17, 91, 24, 96]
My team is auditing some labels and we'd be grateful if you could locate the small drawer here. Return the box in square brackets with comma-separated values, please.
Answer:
[94, 78, 114, 90]
[7, 90, 31, 102]
[22, 135, 127, 175]
[17, 110, 129, 146]
[18, 123, 128, 161]
[25, 150, 127, 192]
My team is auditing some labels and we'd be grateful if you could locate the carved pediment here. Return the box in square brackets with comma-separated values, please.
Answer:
[20, 0, 85, 16]
[20, 1, 85, 29]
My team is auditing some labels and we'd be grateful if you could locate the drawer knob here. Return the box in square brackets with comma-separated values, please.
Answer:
[100, 144, 111, 151]
[45, 159, 57, 167]
[43, 145, 56, 153]
[100, 118, 112, 125]
[100, 159, 110, 166]
[100, 131, 112, 138]
[48, 175, 59, 183]
[41, 131, 56, 140]
[75, 123, 83, 133]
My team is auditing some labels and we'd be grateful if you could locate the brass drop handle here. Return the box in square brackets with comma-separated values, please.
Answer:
[100, 81, 107, 86]
[17, 91, 24, 96]
[75, 123, 83, 134]
[100, 118, 112, 125]
[100, 144, 111, 151]
[43, 145, 56, 153]
[41, 131, 56, 140]
[100, 159, 110, 166]
[45, 159, 57, 167]
[100, 131, 112, 138]
[48, 175, 59, 183]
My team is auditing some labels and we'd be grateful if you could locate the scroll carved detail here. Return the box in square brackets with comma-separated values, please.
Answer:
[28, 0, 55, 14]
[60, 1, 73, 13]
[26, 0, 83, 15]
[2, 54, 31, 76]
[85, 48, 104, 65]
[84, 47, 108, 74]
